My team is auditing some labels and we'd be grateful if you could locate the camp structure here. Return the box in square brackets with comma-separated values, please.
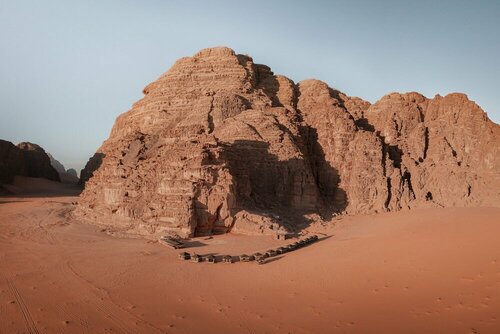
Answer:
[254, 253, 267, 262]
[222, 255, 233, 263]
[305, 236, 314, 243]
[274, 233, 288, 241]
[276, 247, 286, 254]
[159, 236, 184, 249]
[178, 252, 191, 260]
[265, 249, 278, 257]
[191, 254, 202, 263]
[206, 255, 216, 263]
[239, 254, 254, 262]
[253, 252, 264, 259]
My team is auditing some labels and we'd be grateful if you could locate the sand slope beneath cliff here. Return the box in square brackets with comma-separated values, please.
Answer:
[1, 176, 81, 196]
[0, 194, 499, 333]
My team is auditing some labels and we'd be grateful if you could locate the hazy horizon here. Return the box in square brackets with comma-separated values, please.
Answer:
[1, 0, 499, 173]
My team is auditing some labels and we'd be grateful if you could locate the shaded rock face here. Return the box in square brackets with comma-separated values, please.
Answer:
[66, 168, 78, 178]
[79, 153, 105, 186]
[0, 140, 25, 184]
[0, 140, 61, 183]
[48, 153, 66, 174]
[16, 142, 61, 182]
[48, 153, 79, 184]
[76, 47, 500, 237]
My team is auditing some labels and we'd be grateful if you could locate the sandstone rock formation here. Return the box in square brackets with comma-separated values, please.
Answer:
[79, 153, 104, 186]
[66, 168, 78, 178]
[0, 140, 61, 184]
[0, 140, 25, 184]
[48, 153, 66, 174]
[48, 153, 79, 184]
[76, 47, 500, 237]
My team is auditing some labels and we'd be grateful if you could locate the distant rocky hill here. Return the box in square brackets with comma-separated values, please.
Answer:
[66, 168, 78, 178]
[76, 47, 500, 237]
[1, 140, 60, 184]
[48, 153, 66, 174]
[48, 153, 79, 184]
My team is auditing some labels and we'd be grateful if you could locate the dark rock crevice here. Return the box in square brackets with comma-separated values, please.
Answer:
[402, 170, 416, 201]
[423, 126, 429, 160]
[385, 177, 392, 209]
[207, 96, 215, 134]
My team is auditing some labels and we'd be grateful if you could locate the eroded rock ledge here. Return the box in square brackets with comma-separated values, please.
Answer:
[76, 47, 500, 237]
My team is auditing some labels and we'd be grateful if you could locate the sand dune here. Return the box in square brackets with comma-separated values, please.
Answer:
[0, 190, 499, 333]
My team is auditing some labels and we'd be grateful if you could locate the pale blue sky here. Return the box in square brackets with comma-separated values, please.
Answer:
[1, 0, 499, 173]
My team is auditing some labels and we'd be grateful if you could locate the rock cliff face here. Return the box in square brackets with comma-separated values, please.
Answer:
[0, 140, 25, 184]
[76, 47, 500, 237]
[48, 153, 66, 174]
[48, 153, 79, 184]
[0, 140, 61, 183]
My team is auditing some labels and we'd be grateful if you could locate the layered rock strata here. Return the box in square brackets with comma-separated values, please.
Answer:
[76, 47, 500, 237]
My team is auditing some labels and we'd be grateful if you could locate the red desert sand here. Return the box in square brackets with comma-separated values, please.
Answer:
[1, 178, 499, 333]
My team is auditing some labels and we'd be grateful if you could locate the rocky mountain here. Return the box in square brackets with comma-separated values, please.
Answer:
[48, 153, 66, 174]
[66, 168, 78, 178]
[48, 153, 79, 184]
[0, 140, 61, 184]
[76, 47, 500, 237]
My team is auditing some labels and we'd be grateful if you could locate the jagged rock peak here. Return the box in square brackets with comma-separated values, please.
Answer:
[194, 46, 237, 57]
[17, 142, 45, 152]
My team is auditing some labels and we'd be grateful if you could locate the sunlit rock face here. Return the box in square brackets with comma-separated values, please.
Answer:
[76, 47, 500, 237]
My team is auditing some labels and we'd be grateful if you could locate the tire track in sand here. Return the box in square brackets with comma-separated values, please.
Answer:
[65, 261, 164, 334]
[36, 208, 134, 333]
[6, 277, 40, 334]
[39, 207, 163, 333]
